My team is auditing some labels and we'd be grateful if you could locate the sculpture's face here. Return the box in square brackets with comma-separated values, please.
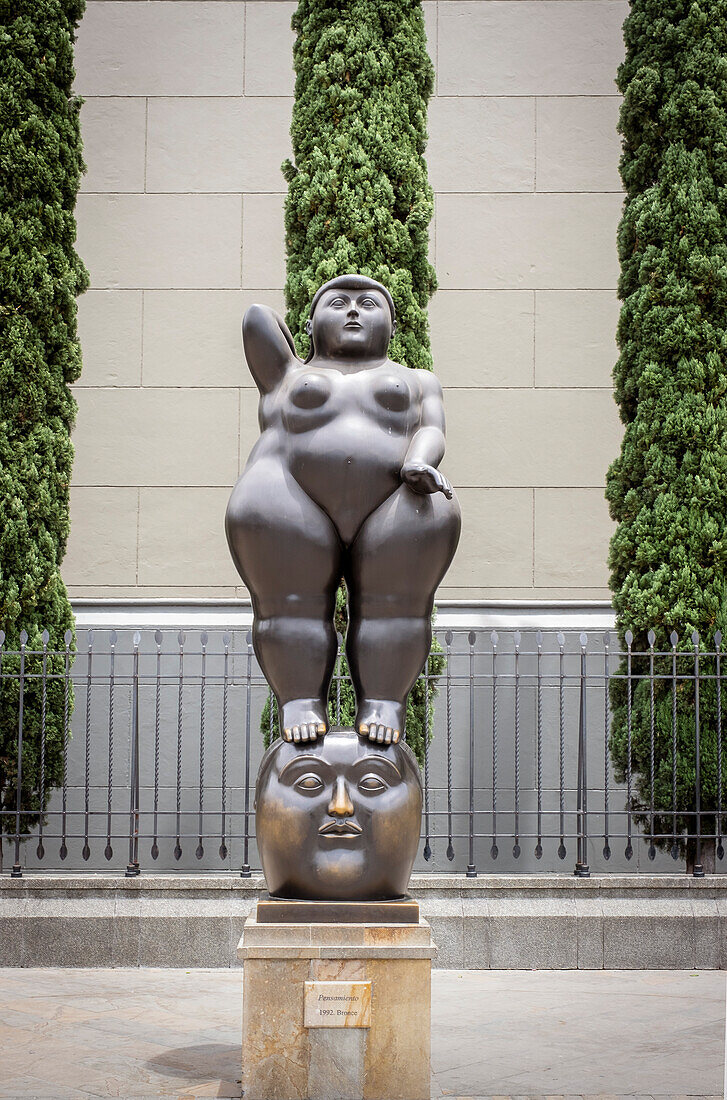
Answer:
[256, 729, 422, 900]
[311, 287, 392, 361]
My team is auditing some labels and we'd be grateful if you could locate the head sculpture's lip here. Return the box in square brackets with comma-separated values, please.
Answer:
[319, 819, 363, 837]
[343, 321, 363, 329]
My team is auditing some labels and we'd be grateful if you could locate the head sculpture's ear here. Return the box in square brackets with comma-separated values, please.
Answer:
[305, 319, 313, 336]
[391, 320, 397, 337]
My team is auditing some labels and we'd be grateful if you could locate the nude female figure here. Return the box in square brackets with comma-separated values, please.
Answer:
[225, 274, 461, 746]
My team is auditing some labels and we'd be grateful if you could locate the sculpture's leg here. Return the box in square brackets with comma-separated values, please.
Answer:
[226, 459, 342, 742]
[345, 484, 461, 744]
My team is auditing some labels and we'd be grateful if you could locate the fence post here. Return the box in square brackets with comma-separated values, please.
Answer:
[466, 630, 477, 877]
[126, 631, 141, 877]
[36, 630, 49, 861]
[60, 629, 72, 861]
[647, 629, 657, 860]
[241, 631, 253, 877]
[11, 630, 28, 878]
[104, 630, 117, 862]
[557, 632, 566, 860]
[574, 632, 590, 878]
[670, 631, 679, 860]
[717, 631, 724, 861]
[151, 630, 163, 861]
[625, 629, 634, 860]
[602, 630, 611, 861]
[423, 650, 432, 862]
[490, 630, 499, 860]
[196, 632, 208, 860]
[444, 630, 454, 861]
[219, 631, 230, 863]
[535, 630, 543, 860]
[693, 630, 704, 878]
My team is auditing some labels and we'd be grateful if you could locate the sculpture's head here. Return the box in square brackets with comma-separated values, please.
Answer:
[305, 275, 396, 363]
[255, 728, 422, 900]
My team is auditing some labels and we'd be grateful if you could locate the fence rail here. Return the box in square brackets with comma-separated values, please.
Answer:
[1, 626, 725, 878]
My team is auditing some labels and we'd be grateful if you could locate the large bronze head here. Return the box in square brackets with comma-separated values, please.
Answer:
[255, 728, 422, 901]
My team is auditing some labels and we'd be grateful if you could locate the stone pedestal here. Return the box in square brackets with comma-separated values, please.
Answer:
[238, 902, 436, 1100]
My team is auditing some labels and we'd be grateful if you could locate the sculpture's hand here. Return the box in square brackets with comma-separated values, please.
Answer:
[401, 461, 453, 500]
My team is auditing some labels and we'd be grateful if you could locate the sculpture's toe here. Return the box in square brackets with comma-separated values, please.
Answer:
[283, 727, 293, 743]
[356, 708, 402, 743]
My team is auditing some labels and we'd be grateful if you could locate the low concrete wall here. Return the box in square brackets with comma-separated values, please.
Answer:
[1, 874, 724, 970]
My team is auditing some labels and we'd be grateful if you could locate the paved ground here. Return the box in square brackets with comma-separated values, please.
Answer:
[0, 968, 723, 1100]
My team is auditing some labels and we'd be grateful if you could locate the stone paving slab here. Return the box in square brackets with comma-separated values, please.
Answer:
[0, 969, 723, 1099]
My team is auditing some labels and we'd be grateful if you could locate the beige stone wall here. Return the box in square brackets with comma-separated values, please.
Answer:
[64, 0, 626, 603]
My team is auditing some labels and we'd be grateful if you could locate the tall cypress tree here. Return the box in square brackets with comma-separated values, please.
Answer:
[606, 0, 727, 867]
[283, 0, 436, 369]
[261, 0, 441, 764]
[0, 0, 88, 865]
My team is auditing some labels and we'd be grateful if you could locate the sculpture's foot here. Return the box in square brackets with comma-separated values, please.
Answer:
[356, 701, 404, 745]
[281, 699, 328, 743]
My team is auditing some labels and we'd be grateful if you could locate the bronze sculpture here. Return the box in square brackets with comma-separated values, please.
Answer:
[255, 728, 422, 900]
[225, 274, 460, 746]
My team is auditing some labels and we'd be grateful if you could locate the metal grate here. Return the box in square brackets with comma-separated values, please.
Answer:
[1, 627, 724, 878]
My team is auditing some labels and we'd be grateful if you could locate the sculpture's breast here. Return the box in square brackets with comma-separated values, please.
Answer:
[288, 372, 332, 409]
[372, 374, 411, 414]
[283, 371, 334, 432]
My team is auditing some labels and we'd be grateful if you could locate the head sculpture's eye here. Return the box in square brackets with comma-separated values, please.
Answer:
[359, 297, 378, 309]
[358, 773, 388, 794]
[329, 296, 347, 308]
[295, 773, 325, 793]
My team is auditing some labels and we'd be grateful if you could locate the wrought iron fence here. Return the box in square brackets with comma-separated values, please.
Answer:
[1, 626, 725, 878]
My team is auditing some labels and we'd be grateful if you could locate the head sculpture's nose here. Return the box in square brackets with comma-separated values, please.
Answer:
[328, 775, 354, 817]
[346, 303, 359, 319]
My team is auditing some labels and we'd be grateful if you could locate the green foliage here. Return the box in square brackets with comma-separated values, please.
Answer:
[0, 0, 88, 842]
[606, 0, 727, 852]
[609, 648, 727, 853]
[283, 0, 436, 369]
[263, 586, 444, 767]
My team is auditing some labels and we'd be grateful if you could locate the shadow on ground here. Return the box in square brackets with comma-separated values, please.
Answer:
[145, 1041, 241, 1096]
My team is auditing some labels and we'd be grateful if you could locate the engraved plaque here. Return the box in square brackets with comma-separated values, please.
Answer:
[304, 980, 372, 1028]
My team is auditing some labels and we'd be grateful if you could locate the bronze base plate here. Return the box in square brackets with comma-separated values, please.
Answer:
[256, 895, 420, 924]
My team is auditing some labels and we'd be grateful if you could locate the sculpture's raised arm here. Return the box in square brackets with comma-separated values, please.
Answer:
[400, 370, 453, 499]
[242, 303, 299, 394]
